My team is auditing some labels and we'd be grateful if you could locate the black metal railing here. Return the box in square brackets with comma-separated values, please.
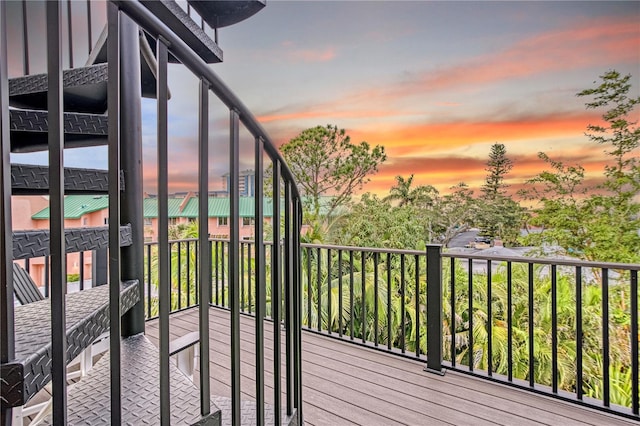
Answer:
[144, 239, 286, 320]
[114, 0, 304, 423]
[1, 1, 303, 425]
[288, 242, 638, 420]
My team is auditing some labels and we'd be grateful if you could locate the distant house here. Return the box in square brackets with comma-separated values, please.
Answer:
[142, 192, 274, 241]
[14, 195, 110, 286]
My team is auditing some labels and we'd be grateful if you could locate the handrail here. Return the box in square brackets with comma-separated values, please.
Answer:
[302, 242, 640, 270]
[112, 0, 302, 203]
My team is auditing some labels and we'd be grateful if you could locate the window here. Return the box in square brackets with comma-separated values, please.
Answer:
[218, 217, 228, 226]
[104, 217, 109, 225]
[169, 218, 177, 226]
[82, 217, 88, 226]
[242, 217, 255, 226]
[144, 218, 152, 226]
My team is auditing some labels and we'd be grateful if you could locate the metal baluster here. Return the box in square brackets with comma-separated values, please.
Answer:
[147, 244, 152, 318]
[187, 240, 191, 305]
[450, 258, 456, 365]
[487, 259, 492, 376]
[177, 241, 182, 309]
[86, 0, 92, 54]
[215, 240, 219, 304]
[576, 266, 583, 400]
[349, 250, 354, 340]
[361, 251, 366, 343]
[45, 256, 50, 297]
[327, 248, 332, 335]
[387, 253, 391, 350]
[338, 249, 343, 337]
[316, 247, 321, 331]
[415, 254, 420, 357]
[551, 264, 558, 393]
[240, 242, 245, 311]
[631, 270, 638, 415]
[400, 254, 405, 353]
[528, 263, 534, 387]
[306, 247, 311, 329]
[156, 35, 170, 425]
[507, 261, 512, 382]
[284, 182, 293, 415]
[248, 241, 252, 314]
[229, 109, 241, 424]
[468, 258, 473, 371]
[254, 136, 265, 425]
[373, 252, 378, 345]
[272, 161, 282, 426]
[67, 0, 73, 68]
[79, 251, 84, 290]
[48, 1, 67, 421]
[293, 200, 303, 422]
[195, 240, 199, 304]
[221, 240, 225, 307]
[198, 79, 211, 416]
[21, 0, 29, 75]
[209, 240, 214, 305]
[602, 268, 610, 407]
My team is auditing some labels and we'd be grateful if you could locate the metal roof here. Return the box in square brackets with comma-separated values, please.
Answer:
[32, 195, 109, 220]
[32, 195, 343, 220]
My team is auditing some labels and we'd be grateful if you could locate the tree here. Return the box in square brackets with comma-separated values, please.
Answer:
[477, 144, 522, 244]
[383, 175, 437, 207]
[482, 143, 513, 198]
[521, 71, 640, 263]
[279, 124, 386, 226]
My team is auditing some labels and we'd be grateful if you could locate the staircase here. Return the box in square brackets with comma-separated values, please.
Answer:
[1, 1, 302, 425]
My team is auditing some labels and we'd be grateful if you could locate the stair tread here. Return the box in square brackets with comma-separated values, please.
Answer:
[0, 281, 140, 407]
[44, 334, 221, 425]
[187, 1, 265, 29]
[13, 225, 133, 260]
[9, 64, 108, 114]
[140, 0, 223, 64]
[11, 163, 121, 195]
[10, 108, 108, 153]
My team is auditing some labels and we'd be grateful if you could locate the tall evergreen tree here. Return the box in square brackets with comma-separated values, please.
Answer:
[477, 143, 521, 244]
[482, 143, 513, 198]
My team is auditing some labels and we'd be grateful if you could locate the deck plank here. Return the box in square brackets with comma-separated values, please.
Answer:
[146, 307, 637, 426]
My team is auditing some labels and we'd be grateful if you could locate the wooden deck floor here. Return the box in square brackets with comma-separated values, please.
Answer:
[146, 307, 635, 426]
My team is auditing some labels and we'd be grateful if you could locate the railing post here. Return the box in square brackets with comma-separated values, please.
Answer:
[0, 2, 16, 424]
[425, 244, 444, 375]
[119, 11, 145, 336]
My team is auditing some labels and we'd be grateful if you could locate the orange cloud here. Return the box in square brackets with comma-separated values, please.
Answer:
[365, 150, 612, 197]
[346, 111, 603, 156]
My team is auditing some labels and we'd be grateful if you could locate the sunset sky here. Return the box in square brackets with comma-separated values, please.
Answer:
[8, 0, 640, 197]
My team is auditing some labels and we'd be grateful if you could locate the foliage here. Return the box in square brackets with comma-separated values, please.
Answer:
[520, 70, 640, 263]
[333, 181, 479, 249]
[279, 124, 386, 224]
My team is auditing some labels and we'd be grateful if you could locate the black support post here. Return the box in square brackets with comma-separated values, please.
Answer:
[0, 2, 15, 424]
[107, 3, 122, 423]
[198, 79, 211, 416]
[119, 12, 145, 336]
[47, 2, 68, 421]
[425, 244, 444, 375]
